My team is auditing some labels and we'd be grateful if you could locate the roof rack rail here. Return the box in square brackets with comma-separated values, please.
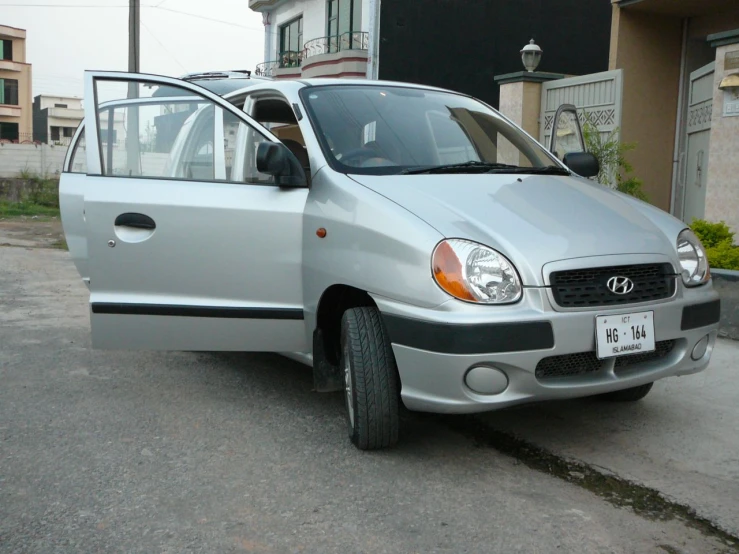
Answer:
[182, 69, 252, 80]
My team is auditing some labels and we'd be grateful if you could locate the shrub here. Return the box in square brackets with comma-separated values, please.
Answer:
[582, 121, 649, 202]
[706, 241, 739, 271]
[17, 170, 59, 209]
[690, 219, 739, 271]
[689, 219, 734, 248]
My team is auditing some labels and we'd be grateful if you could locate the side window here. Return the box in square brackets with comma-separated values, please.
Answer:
[69, 129, 87, 173]
[92, 79, 275, 184]
[248, 96, 309, 176]
[224, 109, 277, 184]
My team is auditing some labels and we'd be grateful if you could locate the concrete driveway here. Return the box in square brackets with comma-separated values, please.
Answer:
[1, 246, 737, 553]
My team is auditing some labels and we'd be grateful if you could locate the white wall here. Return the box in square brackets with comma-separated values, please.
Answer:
[37, 96, 83, 110]
[271, 0, 327, 59]
[0, 143, 68, 177]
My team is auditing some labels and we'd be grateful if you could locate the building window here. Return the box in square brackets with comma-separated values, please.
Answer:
[55, 103, 68, 108]
[327, 0, 362, 52]
[50, 126, 60, 141]
[0, 39, 12, 61]
[0, 79, 19, 105]
[0, 122, 19, 141]
[279, 16, 303, 68]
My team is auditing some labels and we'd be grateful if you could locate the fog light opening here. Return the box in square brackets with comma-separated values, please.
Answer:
[691, 335, 709, 361]
[464, 365, 509, 395]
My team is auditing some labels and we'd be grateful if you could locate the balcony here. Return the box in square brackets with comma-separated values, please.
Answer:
[0, 104, 22, 118]
[47, 107, 84, 120]
[256, 32, 369, 80]
[247, 0, 282, 10]
[0, 59, 25, 73]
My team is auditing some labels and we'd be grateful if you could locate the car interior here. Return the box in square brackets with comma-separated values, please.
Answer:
[250, 97, 310, 179]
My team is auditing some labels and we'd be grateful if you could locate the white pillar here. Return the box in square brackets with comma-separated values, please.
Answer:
[262, 11, 273, 63]
[366, 0, 381, 80]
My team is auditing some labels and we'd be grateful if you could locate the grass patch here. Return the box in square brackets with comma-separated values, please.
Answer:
[50, 237, 68, 250]
[0, 171, 60, 218]
[0, 201, 61, 217]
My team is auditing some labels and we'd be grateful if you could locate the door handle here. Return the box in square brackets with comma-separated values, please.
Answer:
[114, 213, 156, 230]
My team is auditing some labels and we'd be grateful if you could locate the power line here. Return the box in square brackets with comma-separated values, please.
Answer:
[0, 3, 132, 6]
[141, 18, 188, 73]
[153, 6, 260, 30]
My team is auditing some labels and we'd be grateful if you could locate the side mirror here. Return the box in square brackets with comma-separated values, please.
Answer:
[562, 152, 600, 178]
[256, 142, 307, 187]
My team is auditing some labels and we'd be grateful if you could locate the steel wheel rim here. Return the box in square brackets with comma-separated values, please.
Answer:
[343, 344, 355, 429]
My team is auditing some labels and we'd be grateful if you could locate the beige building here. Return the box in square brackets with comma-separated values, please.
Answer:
[0, 25, 32, 142]
[609, 0, 739, 232]
[33, 94, 83, 145]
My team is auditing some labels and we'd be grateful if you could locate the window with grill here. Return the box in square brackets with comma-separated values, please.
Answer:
[327, 0, 362, 52]
[0, 39, 12, 61]
[0, 78, 19, 105]
[279, 16, 303, 67]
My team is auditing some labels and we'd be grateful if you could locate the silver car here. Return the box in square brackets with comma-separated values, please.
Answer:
[60, 71, 721, 450]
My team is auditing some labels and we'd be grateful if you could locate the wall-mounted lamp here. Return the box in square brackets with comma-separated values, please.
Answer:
[718, 73, 739, 90]
[521, 39, 543, 73]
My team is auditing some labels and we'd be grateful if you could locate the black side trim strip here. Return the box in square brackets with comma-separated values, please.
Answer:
[91, 303, 304, 320]
[382, 315, 554, 355]
[681, 299, 721, 331]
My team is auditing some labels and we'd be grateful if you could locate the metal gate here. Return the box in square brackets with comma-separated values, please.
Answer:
[540, 70, 623, 147]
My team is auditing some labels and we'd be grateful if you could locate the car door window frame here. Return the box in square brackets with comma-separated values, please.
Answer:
[83, 71, 284, 185]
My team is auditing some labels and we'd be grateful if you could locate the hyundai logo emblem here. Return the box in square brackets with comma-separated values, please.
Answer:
[607, 276, 635, 295]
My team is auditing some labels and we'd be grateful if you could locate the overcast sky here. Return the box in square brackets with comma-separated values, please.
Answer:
[2, 0, 265, 98]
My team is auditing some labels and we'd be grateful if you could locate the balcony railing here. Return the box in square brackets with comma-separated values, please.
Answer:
[255, 50, 303, 77]
[255, 60, 279, 77]
[278, 50, 303, 69]
[256, 32, 369, 77]
[303, 31, 369, 60]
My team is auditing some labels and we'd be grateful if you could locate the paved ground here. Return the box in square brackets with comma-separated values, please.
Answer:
[0, 216, 64, 249]
[1, 245, 738, 553]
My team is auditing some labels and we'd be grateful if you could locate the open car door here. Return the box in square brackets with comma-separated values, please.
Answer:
[549, 103, 586, 161]
[74, 71, 308, 351]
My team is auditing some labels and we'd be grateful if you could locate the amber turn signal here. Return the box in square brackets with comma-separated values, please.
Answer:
[432, 241, 476, 302]
[316, 228, 327, 238]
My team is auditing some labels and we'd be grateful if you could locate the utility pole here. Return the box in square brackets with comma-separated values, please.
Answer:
[126, 0, 141, 175]
[128, 0, 140, 76]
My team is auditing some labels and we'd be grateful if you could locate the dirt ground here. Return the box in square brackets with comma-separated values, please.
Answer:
[0, 216, 65, 249]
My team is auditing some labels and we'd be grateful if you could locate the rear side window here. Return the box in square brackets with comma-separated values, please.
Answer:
[69, 129, 87, 173]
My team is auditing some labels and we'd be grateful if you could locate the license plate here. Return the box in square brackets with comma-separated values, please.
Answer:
[595, 311, 655, 360]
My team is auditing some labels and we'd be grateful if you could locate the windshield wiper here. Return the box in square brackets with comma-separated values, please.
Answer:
[400, 161, 570, 176]
[400, 161, 519, 175]
[487, 165, 570, 176]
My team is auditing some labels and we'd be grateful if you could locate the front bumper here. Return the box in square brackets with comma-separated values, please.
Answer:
[372, 284, 721, 414]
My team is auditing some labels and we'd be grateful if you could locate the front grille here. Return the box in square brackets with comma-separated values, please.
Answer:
[614, 340, 675, 369]
[535, 340, 676, 381]
[535, 351, 601, 379]
[550, 263, 676, 308]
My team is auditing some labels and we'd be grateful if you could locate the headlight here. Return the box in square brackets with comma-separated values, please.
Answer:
[677, 229, 710, 286]
[432, 239, 522, 304]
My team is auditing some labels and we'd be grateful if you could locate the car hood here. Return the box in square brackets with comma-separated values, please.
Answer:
[349, 173, 684, 286]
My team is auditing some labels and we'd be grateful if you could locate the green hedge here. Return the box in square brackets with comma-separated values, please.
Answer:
[690, 219, 739, 271]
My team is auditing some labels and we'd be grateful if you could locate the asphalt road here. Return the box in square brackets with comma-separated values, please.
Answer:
[1, 246, 738, 554]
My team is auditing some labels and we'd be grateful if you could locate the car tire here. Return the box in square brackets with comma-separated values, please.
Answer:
[340, 307, 399, 450]
[600, 382, 654, 402]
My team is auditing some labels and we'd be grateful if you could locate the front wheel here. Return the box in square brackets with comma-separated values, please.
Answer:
[599, 382, 654, 402]
[340, 307, 400, 450]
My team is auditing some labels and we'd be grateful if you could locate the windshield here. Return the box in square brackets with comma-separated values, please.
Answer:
[300, 85, 561, 175]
